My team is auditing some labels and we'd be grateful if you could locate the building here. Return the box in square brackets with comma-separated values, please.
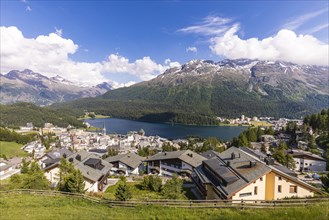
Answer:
[44, 151, 112, 192]
[145, 150, 206, 177]
[287, 150, 327, 172]
[40, 148, 73, 169]
[192, 147, 322, 201]
[104, 153, 145, 176]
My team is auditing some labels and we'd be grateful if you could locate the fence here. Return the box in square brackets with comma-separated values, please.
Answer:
[1, 189, 329, 209]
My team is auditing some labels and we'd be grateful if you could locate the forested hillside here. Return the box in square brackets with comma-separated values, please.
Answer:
[0, 103, 84, 128]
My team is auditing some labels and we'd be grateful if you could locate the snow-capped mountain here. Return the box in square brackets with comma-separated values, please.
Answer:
[0, 69, 112, 105]
[99, 58, 328, 118]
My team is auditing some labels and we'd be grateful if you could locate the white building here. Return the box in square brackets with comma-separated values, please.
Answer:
[145, 150, 206, 177]
[104, 153, 145, 176]
[287, 150, 327, 172]
[44, 151, 112, 192]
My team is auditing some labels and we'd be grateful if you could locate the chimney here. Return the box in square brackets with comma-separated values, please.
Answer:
[227, 161, 231, 167]
[63, 153, 67, 158]
[69, 158, 73, 162]
[249, 160, 256, 168]
[76, 154, 81, 161]
[265, 157, 275, 165]
[231, 152, 236, 160]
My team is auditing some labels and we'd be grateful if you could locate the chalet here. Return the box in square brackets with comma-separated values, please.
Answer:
[287, 149, 327, 172]
[145, 150, 206, 177]
[40, 148, 73, 169]
[44, 151, 112, 192]
[192, 147, 322, 200]
[104, 153, 145, 176]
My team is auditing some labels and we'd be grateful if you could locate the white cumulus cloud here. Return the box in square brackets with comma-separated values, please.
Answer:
[0, 26, 180, 86]
[210, 27, 329, 66]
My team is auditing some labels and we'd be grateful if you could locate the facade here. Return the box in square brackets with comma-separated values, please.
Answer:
[104, 153, 145, 176]
[44, 150, 112, 192]
[145, 150, 206, 177]
[192, 147, 322, 201]
[287, 150, 327, 172]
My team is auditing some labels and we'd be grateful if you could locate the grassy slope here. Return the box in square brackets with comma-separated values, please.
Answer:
[0, 141, 26, 158]
[103, 180, 196, 200]
[1, 194, 328, 220]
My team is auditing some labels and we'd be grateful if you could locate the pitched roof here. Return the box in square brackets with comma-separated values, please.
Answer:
[145, 150, 206, 168]
[195, 147, 271, 198]
[194, 147, 322, 198]
[46, 148, 73, 160]
[67, 151, 113, 182]
[287, 150, 326, 161]
[200, 150, 221, 160]
[104, 153, 145, 169]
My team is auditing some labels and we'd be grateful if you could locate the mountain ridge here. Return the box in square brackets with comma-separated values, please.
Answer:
[0, 69, 113, 105]
[53, 58, 329, 124]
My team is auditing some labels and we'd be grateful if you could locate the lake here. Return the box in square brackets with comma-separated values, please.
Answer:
[85, 118, 247, 141]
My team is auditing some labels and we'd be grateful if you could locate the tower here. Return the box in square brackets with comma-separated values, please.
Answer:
[102, 122, 106, 136]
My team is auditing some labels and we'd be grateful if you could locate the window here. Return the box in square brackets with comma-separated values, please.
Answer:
[296, 162, 299, 164]
[278, 177, 282, 180]
[310, 163, 312, 166]
[278, 185, 282, 193]
[289, 185, 297, 193]
[301, 162, 303, 165]
[239, 192, 252, 198]
[260, 177, 263, 181]
[305, 163, 308, 165]
[254, 186, 258, 195]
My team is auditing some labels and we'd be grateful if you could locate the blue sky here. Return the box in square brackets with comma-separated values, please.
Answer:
[1, 1, 328, 86]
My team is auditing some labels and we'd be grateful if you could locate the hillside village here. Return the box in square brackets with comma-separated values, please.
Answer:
[0, 110, 328, 202]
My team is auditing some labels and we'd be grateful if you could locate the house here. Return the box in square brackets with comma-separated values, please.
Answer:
[104, 153, 145, 176]
[44, 151, 112, 192]
[192, 147, 322, 201]
[0, 160, 13, 180]
[0, 158, 21, 180]
[145, 150, 206, 177]
[260, 135, 276, 143]
[40, 148, 73, 169]
[22, 141, 46, 158]
[287, 149, 327, 172]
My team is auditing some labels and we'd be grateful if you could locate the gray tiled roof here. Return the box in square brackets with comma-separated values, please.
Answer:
[104, 153, 145, 169]
[288, 150, 326, 161]
[145, 150, 206, 168]
[194, 146, 322, 198]
[200, 150, 221, 160]
[46, 148, 73, 160]
[67, 151, 112, 182]
[195, 147, 271, 198]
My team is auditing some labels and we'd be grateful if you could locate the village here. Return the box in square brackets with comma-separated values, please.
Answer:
[0, 114, 328, 201]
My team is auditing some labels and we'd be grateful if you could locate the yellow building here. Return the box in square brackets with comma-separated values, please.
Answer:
[192, 147, 322, 200]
